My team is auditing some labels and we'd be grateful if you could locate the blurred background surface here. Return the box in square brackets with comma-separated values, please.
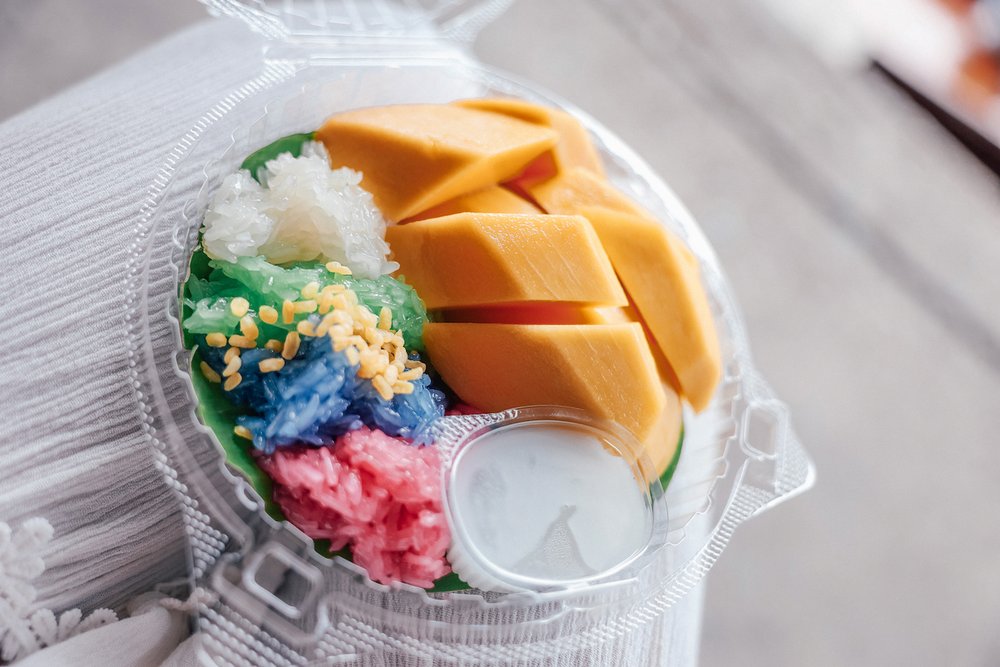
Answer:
[2, 0, 999, 665]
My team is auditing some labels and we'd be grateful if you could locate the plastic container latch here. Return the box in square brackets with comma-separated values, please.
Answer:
[210, 541, 330, 647]
[241, 541, 323, 620]
[740, 394, 801, 497]
[199, 0, 513, 45]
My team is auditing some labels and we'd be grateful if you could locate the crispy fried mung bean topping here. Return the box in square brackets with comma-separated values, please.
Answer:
[378, 306, 392, 330]
[228, 334, 256, 349]
[230, 297, 250, 318]
[205, 332, 227, 347]
[293, 300, 317, 314]
[259, 305, 279, 324]
[240, 315, 259, 340]
[222, 356, 242, 378]
[259, 358, 285, 373]
[300, 281, 320, 300]
[223, 372, 242, 391]
[243, 284, 424, 401]
[199, 361, 221, 383]
[325, 261, 352, 275]
[282, 332, 300, 360]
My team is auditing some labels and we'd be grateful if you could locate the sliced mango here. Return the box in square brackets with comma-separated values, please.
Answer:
[386, 213, 627, 310]
[644, 384, 683, 478]
[455, 97, 552, 125]
[437, 300, 683, 389]
[440, 304, 597, 325]
[436, 305, 682, 477]
[315, 104, 557, 221]
[581, 304, 684, 391]
[581, 206, 722, 412]
[404, 185, 539, 222]
[455, 98, 604, 187]
[424, 322, 667, 441]
[577, 305, 633, 325]
[530, 166, 652, 219]
[440, 303, 637, 326]
[580, 307, 684, 471]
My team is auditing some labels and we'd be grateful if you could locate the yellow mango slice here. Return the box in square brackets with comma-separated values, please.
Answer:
[440, 303, 636, 325]
[386, 213, 627, 310]
[580, 307, 684, 474]
[437, 300, 681, 379]
[580, 304, 683, 391]
[438, 301, 683, 390]
[404, 185, 539, 222]
[424, 322, 667, 441]
[455, 98, 604, 187]
[581, 206, 722, 412]
[433, 305, 681, 477]
[644, 384, 683, 479]
[440, 304, 595, 325]
[455, 97, 552, 125]
[577, 305, 632, 325]
[530, 166, 653, 219]
[315, 104, 557, 221]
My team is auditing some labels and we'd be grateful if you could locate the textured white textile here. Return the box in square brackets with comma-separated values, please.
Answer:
[0, 18, 264, 615]
[15, 594, 189, 667]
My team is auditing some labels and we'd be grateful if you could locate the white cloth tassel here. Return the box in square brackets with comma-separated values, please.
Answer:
[0, 518, 120, 662]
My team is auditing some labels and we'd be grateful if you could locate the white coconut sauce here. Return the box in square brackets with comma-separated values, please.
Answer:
[449, 421, 652, 584]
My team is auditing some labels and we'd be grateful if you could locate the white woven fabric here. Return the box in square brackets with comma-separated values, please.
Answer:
[0, 518, 120, 662]
[15, 593, 189, 667]
[0, 17, 264, 616]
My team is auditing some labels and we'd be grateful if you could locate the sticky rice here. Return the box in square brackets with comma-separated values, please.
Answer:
[259, 427, 451, 588]
[201, 142, 397, 279]
[199, 335, 445, 453]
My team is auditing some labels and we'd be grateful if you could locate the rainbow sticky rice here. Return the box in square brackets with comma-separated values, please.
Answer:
[259, 427, 450, 588]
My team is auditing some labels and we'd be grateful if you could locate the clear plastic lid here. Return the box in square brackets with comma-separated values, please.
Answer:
[122, 1, 816, 663]
[201, 0, 513, 43]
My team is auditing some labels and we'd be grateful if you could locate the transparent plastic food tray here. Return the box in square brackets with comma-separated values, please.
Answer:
[123, 1, 815, 664]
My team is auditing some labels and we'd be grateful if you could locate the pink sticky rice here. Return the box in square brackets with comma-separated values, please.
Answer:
[259, 427, 450, 588]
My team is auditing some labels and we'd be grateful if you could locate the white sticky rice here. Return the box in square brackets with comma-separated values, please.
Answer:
[201, 142, 397, 279]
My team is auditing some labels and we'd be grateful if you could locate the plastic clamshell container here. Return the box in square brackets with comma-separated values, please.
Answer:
[124, 1, 816, 664]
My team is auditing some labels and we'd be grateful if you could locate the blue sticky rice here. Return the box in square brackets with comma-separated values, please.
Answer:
[199, 334, 445, 454]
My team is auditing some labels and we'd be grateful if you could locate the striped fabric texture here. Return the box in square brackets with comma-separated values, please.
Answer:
[0, 18, 265, 614]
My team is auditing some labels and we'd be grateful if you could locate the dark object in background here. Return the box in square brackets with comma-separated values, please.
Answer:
[871, 0, 1000, 175]
[876, 63, 1000, 174]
